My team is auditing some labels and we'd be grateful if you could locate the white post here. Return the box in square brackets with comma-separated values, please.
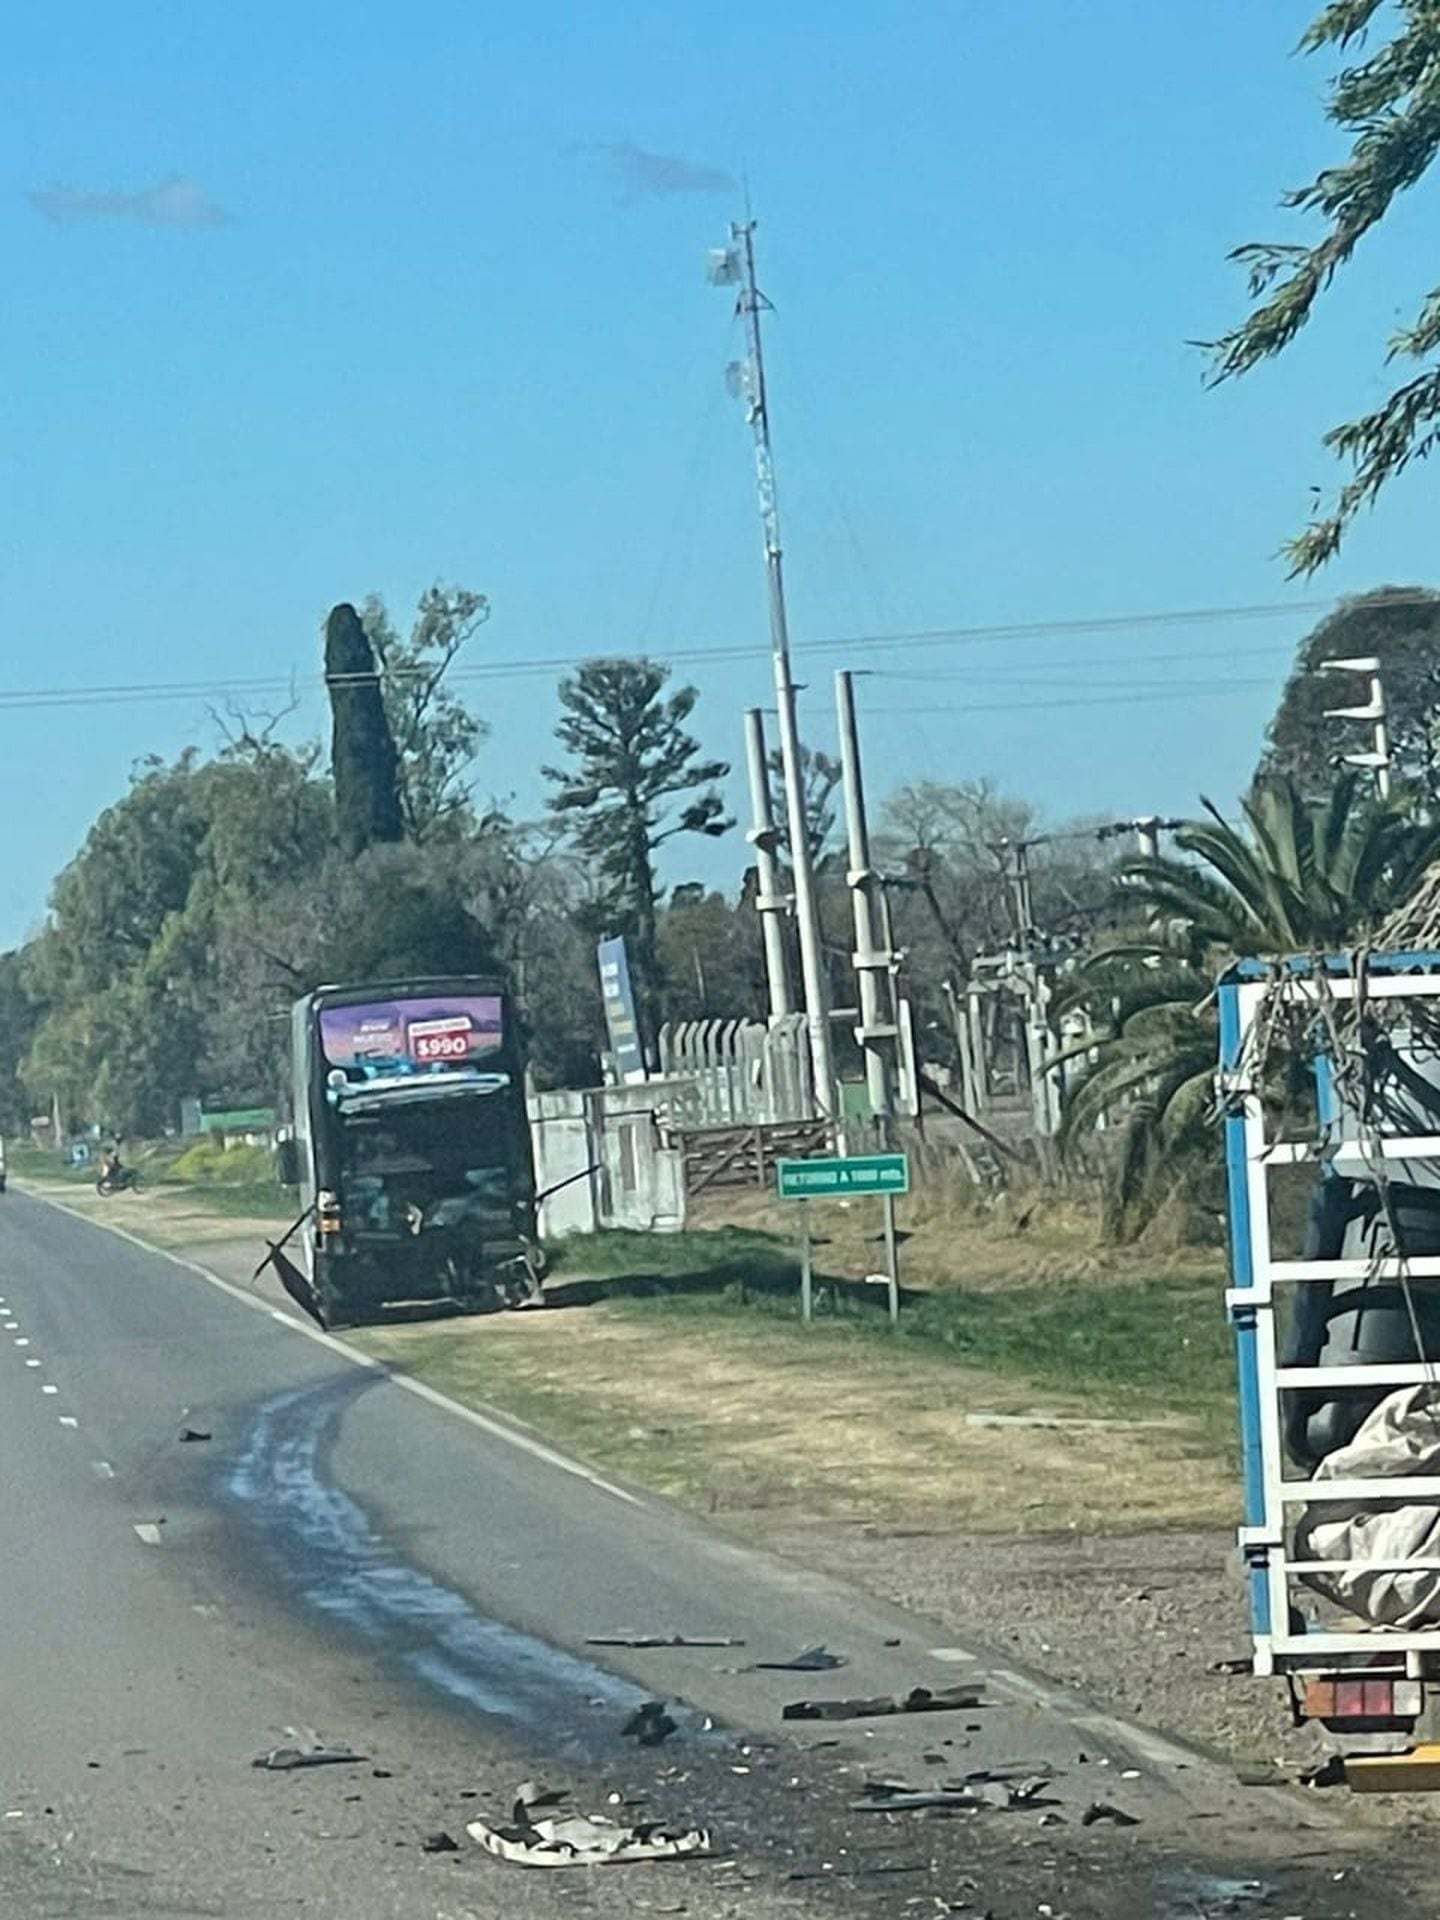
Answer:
[743, 707, 794, 1021]
[836, 669, 897, 1139]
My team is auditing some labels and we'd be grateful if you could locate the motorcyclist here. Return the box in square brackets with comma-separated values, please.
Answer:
[99, 1141, 124, 1186]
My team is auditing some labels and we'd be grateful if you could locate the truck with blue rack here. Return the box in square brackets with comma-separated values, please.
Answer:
[1220, 951, 1440, 1783]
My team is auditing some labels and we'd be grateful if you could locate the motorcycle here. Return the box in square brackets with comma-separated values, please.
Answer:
[96, 1160, 140, 1197]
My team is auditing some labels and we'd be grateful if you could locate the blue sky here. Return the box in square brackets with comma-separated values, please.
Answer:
[2, 1, 1436, 944]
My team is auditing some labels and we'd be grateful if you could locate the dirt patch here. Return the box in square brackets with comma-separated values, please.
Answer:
[357, 1301, 1236, 1534]
[767, 1522, 1326, 1771]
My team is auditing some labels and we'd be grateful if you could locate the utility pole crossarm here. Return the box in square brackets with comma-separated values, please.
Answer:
[1318, 655, 1394, 800]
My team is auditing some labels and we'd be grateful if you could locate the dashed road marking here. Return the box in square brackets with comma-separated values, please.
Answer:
[132, 1523, 163, 1547]
[58, 1416, 78, 1429]
[24, 1359, 39, 1368]
[41, 1385, 58, 1395]
[14, 1337, 29, 1347]
[92, 1461, 115, 1479]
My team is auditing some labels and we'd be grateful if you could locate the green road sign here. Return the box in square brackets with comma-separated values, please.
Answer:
[776, 1152, 910, 1200]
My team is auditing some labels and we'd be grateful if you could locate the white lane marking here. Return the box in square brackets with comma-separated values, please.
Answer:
[24, 1359, 39, 1368]
[92, 1461, 115, 1479]
[13, 1337, 28, 1346]
[1072, 1711, 1197, 1773]
[35, 1196, 644, 1508]
[58, 1416, 78, 1429]
[132, 1523, 163, 1547]
[992, 1666, 1065, 1710]
[41, 1385, 57, 1395]
[928, 1647, 977, 1664]
[2, 1322, 15, 1331]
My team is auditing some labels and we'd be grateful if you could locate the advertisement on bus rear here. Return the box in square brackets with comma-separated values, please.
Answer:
[319, 995, 504, 1083]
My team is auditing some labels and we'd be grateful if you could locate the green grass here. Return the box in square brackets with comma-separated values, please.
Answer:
[545, 1226, 1236, 1430]
[9, 1137, 290, 1223]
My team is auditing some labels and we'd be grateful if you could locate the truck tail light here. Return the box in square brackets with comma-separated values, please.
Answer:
[317, 1190, 343, 1235]
[1302, 1675, 1421, 1721]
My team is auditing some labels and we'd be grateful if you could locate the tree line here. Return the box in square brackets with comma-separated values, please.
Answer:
[11, 574, 1435, 1169]
[0, 587, 1111, 1139]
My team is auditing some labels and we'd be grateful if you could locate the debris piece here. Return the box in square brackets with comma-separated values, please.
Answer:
[1208, 1656, 1252, 1675]
[782, 1683, 981, 1722]
[421, 1831, 459, 1853]
[467, 1808, 711, 1869]
[851, 1769, 1055, 1814]
[621, 1701, 678, 1747]
[884, 1637, 901, 1647]
[1080, 1801, 1139, 1828]
[252, 1745, 365, 1772]
[178, 1428, 212, 1444]
[850, 1788, 987, 1812]
[587, 1634, 744, 1649]
[255, 1237, 326, 1329]
[1300, 1754, 1346, 1788]
[515, 1780, 564, 1808]
[754, 1645, 845, 1672]
[371, 1768, 393, 1780]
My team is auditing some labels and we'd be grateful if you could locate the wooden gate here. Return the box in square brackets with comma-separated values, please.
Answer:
[676, 1120, 832, 1196]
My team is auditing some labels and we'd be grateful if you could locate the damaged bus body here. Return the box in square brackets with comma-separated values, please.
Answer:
[278, 977, 542, 1327]
[1221, 953, 1440, 1781]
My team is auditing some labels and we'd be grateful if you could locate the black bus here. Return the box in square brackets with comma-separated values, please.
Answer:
[278, 976, 541, 1325]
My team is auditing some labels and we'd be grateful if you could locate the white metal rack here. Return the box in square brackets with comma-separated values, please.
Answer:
[1219, 957, 1440, 1675]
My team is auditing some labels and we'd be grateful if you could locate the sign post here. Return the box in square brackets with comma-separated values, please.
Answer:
[776, 1153, 910, 1324]
[881, 1191, 900, 1326]
[799, 1202, 813, 1323]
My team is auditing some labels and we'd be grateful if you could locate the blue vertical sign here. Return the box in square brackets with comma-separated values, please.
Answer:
[597, 937, 646, 1082]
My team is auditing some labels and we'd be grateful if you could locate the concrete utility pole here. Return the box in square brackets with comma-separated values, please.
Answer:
[1134, 816, 1161, 861]
[711, 220, 836, 1115]
[1320, 655, 1394, 800]
[995, 838, 1035, 944]
[743, 706, 794, 1021]
[836, 670, 897, 1136]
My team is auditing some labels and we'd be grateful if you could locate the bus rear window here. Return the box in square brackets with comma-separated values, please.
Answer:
[318, 995, 504, 1082]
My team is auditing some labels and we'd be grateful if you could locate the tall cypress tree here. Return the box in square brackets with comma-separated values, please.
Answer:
[325, 603, 404, 857]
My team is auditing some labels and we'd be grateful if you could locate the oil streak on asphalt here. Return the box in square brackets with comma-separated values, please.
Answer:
[226, 1375, 650, 1752]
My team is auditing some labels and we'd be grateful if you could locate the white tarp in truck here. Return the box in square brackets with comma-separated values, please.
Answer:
[1296, 1384, 1440, 1630]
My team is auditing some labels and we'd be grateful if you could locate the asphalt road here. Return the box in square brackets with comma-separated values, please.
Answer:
[0, 1185, 1435, 1919]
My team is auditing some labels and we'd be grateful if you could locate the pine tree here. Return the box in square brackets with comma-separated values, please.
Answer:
[544, 657, 731, 1049]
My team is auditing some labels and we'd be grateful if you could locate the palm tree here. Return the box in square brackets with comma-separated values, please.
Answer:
[1059, 775, 1440, 1232]
[1118, 773, 1440, 959]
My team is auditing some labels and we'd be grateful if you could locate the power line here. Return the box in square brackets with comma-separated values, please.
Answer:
[869, 680, 1279, 717]
[884, 640, 1298, 680]
[0, 589, 1430, 714]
